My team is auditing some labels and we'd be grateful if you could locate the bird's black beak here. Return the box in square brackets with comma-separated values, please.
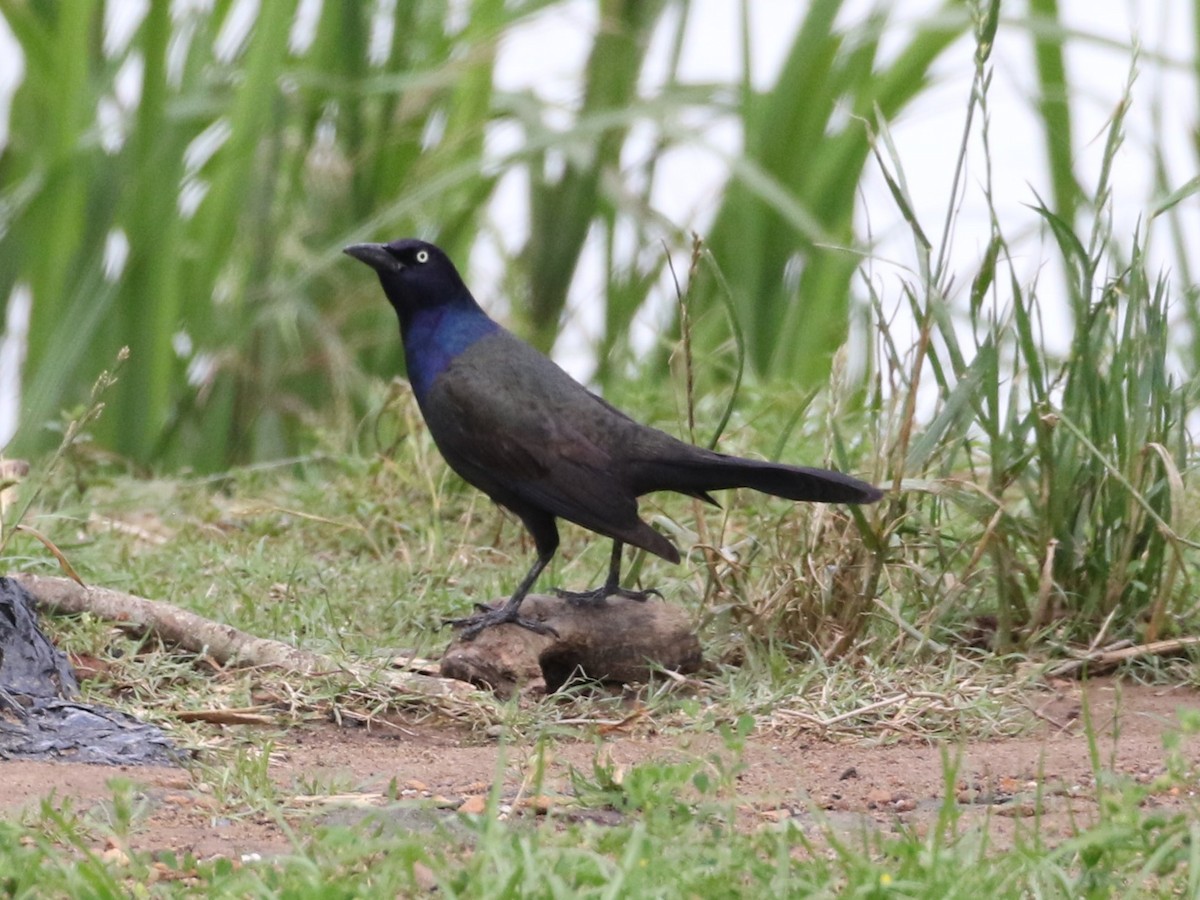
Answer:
[343, 242, 399, 273]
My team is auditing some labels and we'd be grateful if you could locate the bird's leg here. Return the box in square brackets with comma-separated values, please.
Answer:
[556, 540, 662, 606]
[446, 526, 561, 640]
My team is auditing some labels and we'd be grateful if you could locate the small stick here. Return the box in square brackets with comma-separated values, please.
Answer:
[779, 692, 909, 729]
[1047, 635, 1200, 678]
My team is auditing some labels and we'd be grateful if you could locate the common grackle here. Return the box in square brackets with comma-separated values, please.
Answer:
[345, 238, 883, 639]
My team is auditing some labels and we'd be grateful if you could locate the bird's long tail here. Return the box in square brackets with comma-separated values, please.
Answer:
[634, 447, 883, 505]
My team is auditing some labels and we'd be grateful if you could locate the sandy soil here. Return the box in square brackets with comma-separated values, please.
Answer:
[2, 677, 1198, 862]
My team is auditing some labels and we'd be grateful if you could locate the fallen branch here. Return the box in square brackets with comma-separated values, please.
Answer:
[10, 573, 475, 700]
[1046, 635, 1200, 678]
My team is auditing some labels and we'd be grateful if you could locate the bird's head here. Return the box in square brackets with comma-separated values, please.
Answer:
[344, 237, 498, 398]
[343, 238, 470, 319]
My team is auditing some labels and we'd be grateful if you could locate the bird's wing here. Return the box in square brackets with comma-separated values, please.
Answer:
[420, 338, 672, 556]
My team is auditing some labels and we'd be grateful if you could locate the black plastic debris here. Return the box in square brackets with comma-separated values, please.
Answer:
[0, 576, 182, 766]
[0, 575, 79, 701]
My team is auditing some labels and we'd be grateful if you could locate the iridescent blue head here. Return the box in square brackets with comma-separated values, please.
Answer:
[344, 238, 499, 401]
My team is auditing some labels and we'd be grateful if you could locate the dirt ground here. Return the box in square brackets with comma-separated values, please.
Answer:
[2, 677, 1198, 862]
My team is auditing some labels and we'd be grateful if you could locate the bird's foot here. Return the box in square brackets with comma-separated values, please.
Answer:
[445, 602, 558, 642]
[555, 584, 662, 607]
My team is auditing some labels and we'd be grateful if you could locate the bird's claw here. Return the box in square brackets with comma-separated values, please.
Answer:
[444, 606, 559, 641]
[555, 585, 662, 607]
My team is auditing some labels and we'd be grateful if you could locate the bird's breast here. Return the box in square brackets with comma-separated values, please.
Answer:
[402, 308, 499, 403]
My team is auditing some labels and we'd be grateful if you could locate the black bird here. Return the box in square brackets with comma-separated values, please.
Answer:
[345, 238, 883, 638]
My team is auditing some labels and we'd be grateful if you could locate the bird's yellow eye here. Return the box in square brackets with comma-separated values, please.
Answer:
[416, 249, 429, 264]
